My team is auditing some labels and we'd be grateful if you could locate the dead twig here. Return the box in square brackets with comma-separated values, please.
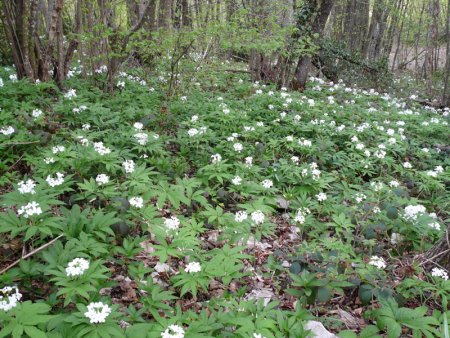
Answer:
[0, 234, 63, 275]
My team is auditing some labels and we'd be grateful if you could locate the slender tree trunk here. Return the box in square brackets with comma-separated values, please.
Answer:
[293, 0, 335, 91]
[158, 0, 172, 29]
[443, 0, 450, 106]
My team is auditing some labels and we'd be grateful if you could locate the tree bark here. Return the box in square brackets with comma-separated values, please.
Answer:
[443, 0, 450, 106]
[293, 0, 335, 91]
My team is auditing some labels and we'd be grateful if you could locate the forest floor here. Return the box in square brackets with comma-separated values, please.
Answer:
[0, 66, 449, 338]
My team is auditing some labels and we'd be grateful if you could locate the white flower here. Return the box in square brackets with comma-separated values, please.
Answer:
[180, 96, 187, 102]
[191, 115, 198, 123]
[52, 145, 65, 154]
[64, 89, 77, 99]
[403, 205, 426, 222]
[17, 201, 42, 218]
[164, 216, 180, 231]
[431, 267, 448, 280]
[185, 262, 201, 273]
[245, 156, 253, 167]
[188, 128, 199, 137]
[374, 150, 386, 159]
[133, 122, 143, 130]
[0, 286, 22, 312]
[316, 192, 327, 202]
[65, 258, 89, 277]
[44, 157, 55, 164]
[18, 179, 36, 194]
[117, 81, 125, 88]
[233, 143, 243, 152]
[46, 172, 64, 187]
[294, 208, 310, 224]
[134, 132, 148, 145]
[251, 210, 265, 225]
[428, 222, 441, 231]
[354, 193, 366, 203]
[286, 135, 294, 142]
[122, 160, 135, 174]
[161, 324, 185, 338]
[96, 174, 110, 185]
[9, 74, 17, 82]
[0, 78, 3, 87]
[211, 153, 222, 164]
[261, 179, 273, 189]
[93, 142, 111, 156]
[84, 302, 112, 324]
[389, 180, 399, 188]
[82, 123, 91, 130]
[232, 176, 242, 185]
[403, 162, 412, 169]
[31, 109, 43, 118]
[235, 211, 248, 222]
[291, 156, 299, 165]
[369, 256, 386, 269]
[253, 334, 266, 338]
[0, 126, 14, 135]
[129, 197, 144, 209]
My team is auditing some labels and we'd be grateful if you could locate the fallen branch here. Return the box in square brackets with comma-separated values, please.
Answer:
[0, 234, 63, 275]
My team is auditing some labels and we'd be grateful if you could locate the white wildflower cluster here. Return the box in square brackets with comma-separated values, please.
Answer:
[96, 174, 110, 185]
[31, 109, 43, 118]
[251, 210, 265, 225]
[403, 161, 412, 169]
[17, 201, 42, 218]
[354, 193, 366, 203]
[403, 204, 426, 222]
[316, 192, 327, 202]
[76, 136, 89, 146]
[84, 302, 112, 324]
[134, 132, 148, 145]
[44, 157, 55, 164]
[261, 179, 273, 189]
[253, 334, 267, 338]
[235, 210, 248, 223]
[0, 126, 15, 136]
[232, 176, 242, 185]
[427, 165, 444, 177]
[244, 156, 253, 167]
[18, 179, 36, 194]
[0, 286, 22, 312]
[46, 172, 64, 187]
[64, 89, 77, 99]
[294, 207, 310, 224]
[431, 267, 448, 280]
[298, 138, 312, 147]
[211, 153, 222, 164]
[52, 145, 65, 154]
[133, 122, 143, 130]
[129, 197, 144, 209]
[164, 216, 180, 231]
[233, 143, 243, 152]
[187, 127, 207, 137]
[291, 156, 299, 165]
[93, 142, 111, 156]
[122, 160, 135, 174]
[370, 181, 384, 191]
[117, 80, 125, 88]
[369, 256, 386, 269]
[72, 105, 87, 113]
[185, 262, 201, 273]
[161, 324, 185, 338]
[65, 258, 90, 277]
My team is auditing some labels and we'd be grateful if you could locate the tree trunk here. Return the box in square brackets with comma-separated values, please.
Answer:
[158, 0, 172, 29]
[364, 0, 388, 62]
[443, 0, 450, 106]
[293, 0, 335, 91]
